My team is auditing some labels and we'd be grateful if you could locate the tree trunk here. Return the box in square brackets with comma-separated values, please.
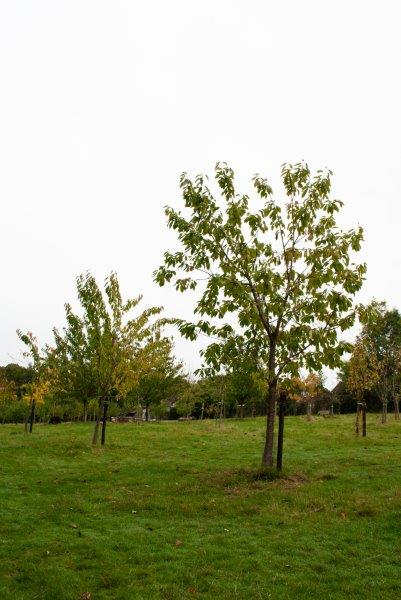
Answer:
[200, 402, 204, 420]
[24, 401, 31, 433]
[92, 397, 104, 445]
[262, 379, 277, 467]
[276, 393, 286, 471]
[362, 403, 367, 437]
[381, 398, 387, 424]
[307, 402, 312, 422]
[83, 399, 88, 422]
[101, 400, 108, 446]
[145, 405, 149, 422]
[394, 397, 400, 421]
[29, 399, 36, 433]
[355, 403, 360, 436]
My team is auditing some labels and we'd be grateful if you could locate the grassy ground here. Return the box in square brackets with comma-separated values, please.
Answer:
[1, 415, 401, 599]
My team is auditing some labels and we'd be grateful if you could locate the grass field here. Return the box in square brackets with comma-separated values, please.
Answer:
[1, 415, 401, 599]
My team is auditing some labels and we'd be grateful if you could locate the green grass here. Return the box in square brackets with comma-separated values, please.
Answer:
[1, 415, 401, 599]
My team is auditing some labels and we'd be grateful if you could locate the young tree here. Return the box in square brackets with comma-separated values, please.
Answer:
[345, 340, 379, 433]
[134, 338, 185, 421]
[289, 372, 324, 421]
[49, 272, 168, 445]
[16, 332, 49, 432]
[21, 380, 50, 431]
[358, 302, 401, 423]
[155, 162, 365, 467]
[304, 372, 324, 421]
[226, 368, 266, 418]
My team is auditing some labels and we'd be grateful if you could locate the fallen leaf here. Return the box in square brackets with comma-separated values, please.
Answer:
[175, 539, 183, 547]
[69, 523, 78, 529]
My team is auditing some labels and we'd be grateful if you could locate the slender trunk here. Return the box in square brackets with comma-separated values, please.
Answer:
[101, 400, 108, 446]
[240, 404, 244, 419]
[362, 403, 367, 437]
[83, 399, 88, 423]
[29, 399, 36, 433]
[307, 402, 312, 422]
[330, 404, 334, 417]
[262, 378, 277, 467]
[394, 398, 400, 421]
[24, 401, 31, 433]
[92, 397, 104, 446]
[381, 398, 387, 424]
[145, 405, 149, 422]
[276, 393, 286, 471]
[200, 402, 204, 420]
[355, 403, 360, 436]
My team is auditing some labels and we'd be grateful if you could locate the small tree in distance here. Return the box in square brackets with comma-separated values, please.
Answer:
[155, 162, 365, 467]
[357, 301, 401, 423]
[289, 372, 324, 421]
[16, 331, 49, 433]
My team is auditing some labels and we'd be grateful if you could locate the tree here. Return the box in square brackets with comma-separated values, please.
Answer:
[16, 332, 49, 433]
[226, 369, 266, 418]
[358, 301, 401, 423]
[134, 338, 185, 421]
[345, 340, 379, 433]
[289, 372, 324, 421]
[0, 364, 33, 399]
[50, 272, 168, 445]
[155, 162, 365, 467]
[21, 380, 50, 432]
[0, 372, 17, 422]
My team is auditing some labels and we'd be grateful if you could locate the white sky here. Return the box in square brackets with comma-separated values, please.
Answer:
[1, 1, 400, 387]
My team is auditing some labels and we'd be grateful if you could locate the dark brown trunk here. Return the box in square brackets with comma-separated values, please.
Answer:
[355, 402, 360, 436]
[92, 397, 104, 445]
[101, 400, 108, 446]
[262, 379, 277, 467]
[276, 393, 286, 471]
[29, 399, 36, 433]
[24, 402, 31, 433]
[362, 403, 367, 437]
[145, 405, 149, 422]
[307, 402, 312, 422]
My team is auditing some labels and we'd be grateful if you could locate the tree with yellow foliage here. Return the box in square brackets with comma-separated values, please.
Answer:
[288, 372, 324, 421]
[346, 339, 379, 434]
[21, 380, 50, 432]
[17, 331, 50, 433]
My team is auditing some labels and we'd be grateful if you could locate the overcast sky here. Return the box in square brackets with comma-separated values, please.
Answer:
[1, 1, 400, 385]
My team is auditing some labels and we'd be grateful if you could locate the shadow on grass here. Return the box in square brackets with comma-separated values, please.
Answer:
[205, 466, 310, 492]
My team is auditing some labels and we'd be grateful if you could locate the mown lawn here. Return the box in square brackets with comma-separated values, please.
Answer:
[1, 415, 401, 599]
